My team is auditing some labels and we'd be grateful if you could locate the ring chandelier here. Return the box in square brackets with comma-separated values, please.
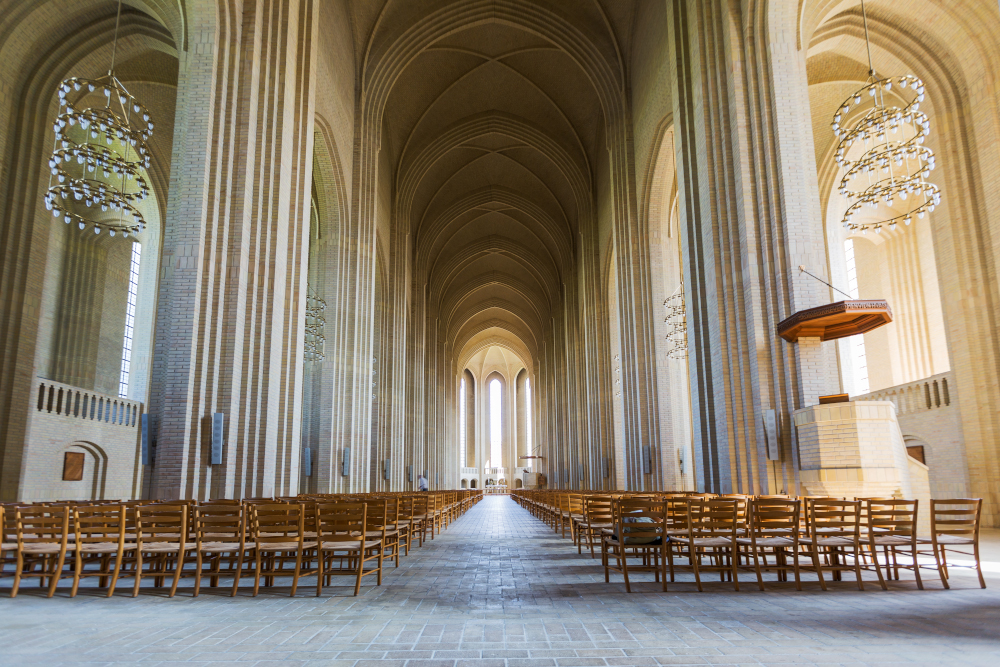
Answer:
[304, 289, 327, 362]
[832, 0, 941, 235]
[43, 0, 154, 239]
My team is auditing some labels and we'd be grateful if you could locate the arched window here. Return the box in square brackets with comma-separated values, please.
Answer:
[459, 377, 467, 468]
[490, 378, 501, 467]
[844, 239, 869, 395]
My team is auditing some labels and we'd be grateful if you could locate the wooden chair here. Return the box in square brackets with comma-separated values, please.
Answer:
[11, 506, 71, 597]
[192, 504, 247, 597]
[363, 500, 395, 568]
[863, 499, 922, 590]
[737, 498, 802, 591]
[131, 504, 188, 597]
[918, 498, 986, 589]
[71, 504, 129, 597]
[315, 502, 383, 596]
[602, 498, 668, 593]
[670, 498, 741, 591]
[581, 496, 614, 558]
[251, 503, 317, 597]
[805, 499, 865, 591]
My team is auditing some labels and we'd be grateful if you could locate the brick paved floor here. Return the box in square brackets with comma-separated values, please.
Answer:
[1, 495, 998, 666]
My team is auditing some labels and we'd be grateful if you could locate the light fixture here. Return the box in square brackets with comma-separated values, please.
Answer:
[663, 283, 688, 359]
[832, 0, 940, 234]
[43, 0, 154, 238]
[304, 287, 326, 362]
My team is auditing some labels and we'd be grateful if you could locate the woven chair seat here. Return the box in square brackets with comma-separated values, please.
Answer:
[735, 536, 795, 547]
[197, 541, 244, 553]
[320, 539, 381, 550]
[139, 542, 187, 553]
[18, 543, 65, 554]
[1, 542, 17, 551]
[78, 542, 132, 554]
[257, 540, 318, 551]
[919, 534, 974, 545]
[672, 536, 736, 547]
[870, 535, 914, 546]
[812, 536, 857, 547]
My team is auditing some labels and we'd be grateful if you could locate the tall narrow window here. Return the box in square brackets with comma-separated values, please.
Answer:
[525, 378, 532, 464]
[459, 378, 466, 468]
[844, 239, 869, 395]
[490, 379, 502, 468]
[118, 242, 141, 398]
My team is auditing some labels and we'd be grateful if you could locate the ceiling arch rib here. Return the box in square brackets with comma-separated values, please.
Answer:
[439, 274, 548, 331]
[362, 0, 625, 131]
[447, 299, 542, 349]
[453, 317, 539, 365]
[429, 242, 559, 311]
[457, 331, 534, 376]
[397, 111, 591, 230]
[394, 48, 589, 172]
[416, 186, 573, 277]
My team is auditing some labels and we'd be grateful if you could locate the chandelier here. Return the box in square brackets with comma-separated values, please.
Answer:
[43, 0, 154, 238]
[663, 284, 688, 359]
[832, 0, 940, 235]
[304, 288, 326, 362]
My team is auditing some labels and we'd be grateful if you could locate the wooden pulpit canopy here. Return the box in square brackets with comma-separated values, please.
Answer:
[777, 299, 892, 343]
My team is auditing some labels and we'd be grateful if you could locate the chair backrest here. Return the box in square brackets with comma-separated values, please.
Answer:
[686, 498, 739, 539]
[808, 499, 860, 539]
[749, 497, 799, 536]
[929, 498, 982, 539]
[74, 504, 126, 548]
[135, 504, 188, 547]
[865, 499, 917, 538]
[585, 496, 613, 525]
[194, 504, 245, 545]
[614, 498, 666, 545]
[315, 502, 366, 545]
[364, 500, 389, 538]
[251, 503, 306, 546]
[16, 506, 70, 550]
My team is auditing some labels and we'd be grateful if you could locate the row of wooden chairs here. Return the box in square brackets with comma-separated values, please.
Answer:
[512, 490, 987, 592]
[0, 490, 483, 598]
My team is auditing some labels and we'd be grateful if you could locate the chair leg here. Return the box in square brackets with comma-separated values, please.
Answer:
[132, 551, 144, 597]
[71, 551, 83, 598]
[231, 549, 244, 597]
[852, 547, 865, 591]
[691, 546, 703, 592]
[752, 548, 765, 592]
[620, 545, 631, 594]
[169, 551, 184, 598]
[353, 549, 364, 596]
[107, 550, 124, 598]
[253, 550, 263, 596]
[290, 551, 302, 597]
[811, 544, 827, 591]
[974, 541, 986, 589]
[870, 542, 888, 591]
[910, 545, 924, 590]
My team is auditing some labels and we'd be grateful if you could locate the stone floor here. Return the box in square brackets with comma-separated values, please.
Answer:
[1, 495, 999, 666]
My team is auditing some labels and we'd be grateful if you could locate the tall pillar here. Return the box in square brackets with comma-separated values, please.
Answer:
[148, 0, 317, 500]
[668, 0, 840, 494]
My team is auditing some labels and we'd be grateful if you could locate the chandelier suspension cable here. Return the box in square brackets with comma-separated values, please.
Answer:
[109, 0, 123, 74]
[860, 0, 874, 76]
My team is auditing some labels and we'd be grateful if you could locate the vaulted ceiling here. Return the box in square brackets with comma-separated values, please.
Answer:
[353, 0, 632, 372]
